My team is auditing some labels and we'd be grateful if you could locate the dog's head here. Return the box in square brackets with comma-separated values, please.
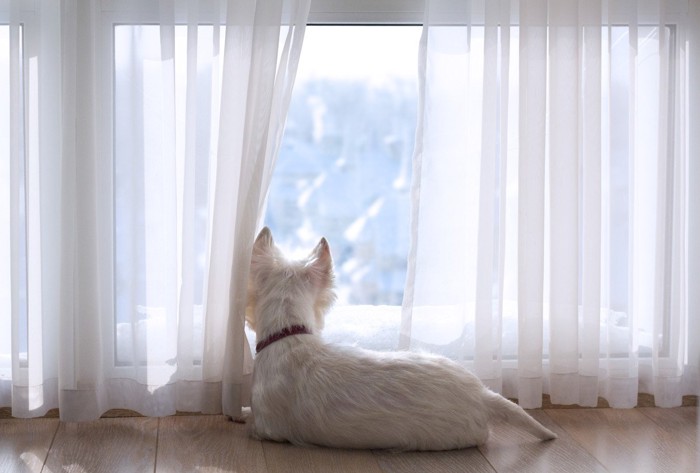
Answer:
[245, 227, 335, 335]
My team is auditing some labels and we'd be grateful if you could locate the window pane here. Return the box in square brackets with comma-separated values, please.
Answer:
[265, 26, 420, 307]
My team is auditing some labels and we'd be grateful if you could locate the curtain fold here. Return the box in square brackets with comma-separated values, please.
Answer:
[0, 0, 309, 421]
[404, 0, 696, 408]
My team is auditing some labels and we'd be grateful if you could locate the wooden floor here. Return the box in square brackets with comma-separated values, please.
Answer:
[0, 407, 697, 472]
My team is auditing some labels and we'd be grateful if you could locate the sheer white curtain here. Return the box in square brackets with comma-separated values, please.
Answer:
[0, 0, 309, 420]
[403, 0, 698, 408]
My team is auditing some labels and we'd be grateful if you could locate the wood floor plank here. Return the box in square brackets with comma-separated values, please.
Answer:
[43, 417, 158, 473]
[546, 408, 698, 473]
[263, 441, 384, 473]
[637, 407, 698, 472]
[0, 418, 59, 473]
[155, 415, 266, 473]
[479, 410, 607, 473]
[373, 448, 495, 473]
[638, 406, 697, 448]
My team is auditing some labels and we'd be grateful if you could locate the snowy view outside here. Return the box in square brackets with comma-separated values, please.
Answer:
[265, 26, 421, 307]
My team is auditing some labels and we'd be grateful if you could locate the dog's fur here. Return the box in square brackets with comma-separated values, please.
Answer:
[245, 227, 557, 450]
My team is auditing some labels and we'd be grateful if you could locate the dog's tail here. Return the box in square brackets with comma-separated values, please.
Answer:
[483, 390, 558, 440]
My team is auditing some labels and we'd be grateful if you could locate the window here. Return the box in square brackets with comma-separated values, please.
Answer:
[108, 4, 686, 363]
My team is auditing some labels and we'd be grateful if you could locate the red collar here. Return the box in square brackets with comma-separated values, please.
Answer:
[256, 325, 312, 353]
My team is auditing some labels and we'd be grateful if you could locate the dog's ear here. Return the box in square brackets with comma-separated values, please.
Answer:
[307, 237, 332, 281]
[307, 237, 336, 330]
[253, 226, 274, 256]
[247, 228, 274, 332]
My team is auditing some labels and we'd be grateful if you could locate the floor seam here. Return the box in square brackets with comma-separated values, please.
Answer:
[39, 418, 61, 473]
[153, 417, 161, 473]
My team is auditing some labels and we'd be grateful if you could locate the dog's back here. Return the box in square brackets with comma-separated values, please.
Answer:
[252, 338, 495, 450]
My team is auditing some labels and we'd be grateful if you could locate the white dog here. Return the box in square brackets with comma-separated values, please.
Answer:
[246, 227, 557, 450]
